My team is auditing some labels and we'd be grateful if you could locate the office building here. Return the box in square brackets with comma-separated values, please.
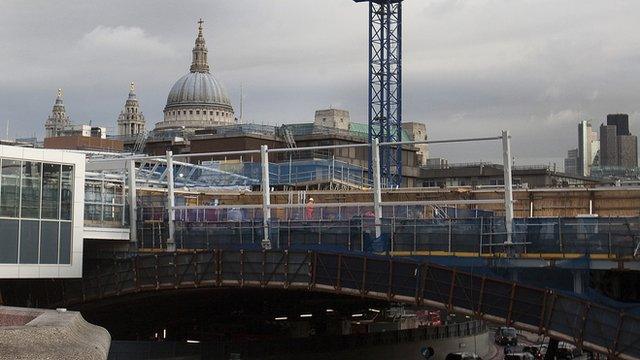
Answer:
[577, 121, 599, 176]
[564, 148, 578, 175]
[600, 124, 619, 167]
[618, 135, 638, 168]
[599, 114, 637, 169]
[607, 114, 630, 136]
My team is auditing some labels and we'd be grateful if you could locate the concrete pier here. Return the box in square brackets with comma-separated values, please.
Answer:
[0, 306, 110, 359]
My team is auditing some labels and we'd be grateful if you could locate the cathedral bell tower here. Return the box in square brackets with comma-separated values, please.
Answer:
[44, 89, 71, 138]
[117, 82, 146, 136]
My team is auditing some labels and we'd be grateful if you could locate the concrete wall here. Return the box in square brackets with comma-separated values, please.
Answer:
[0, 306, 110, 360]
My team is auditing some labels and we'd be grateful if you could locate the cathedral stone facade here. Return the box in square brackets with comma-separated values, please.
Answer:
[117, 82, 146, 136]
[44, 89, 71, 138]
[43, 20, 234, 139]
[154, 20, 235, 132]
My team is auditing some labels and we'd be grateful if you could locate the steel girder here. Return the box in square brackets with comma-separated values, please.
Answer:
[30, 249, 640, 360]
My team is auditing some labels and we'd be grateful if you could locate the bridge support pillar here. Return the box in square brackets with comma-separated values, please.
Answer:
[261, 145, 272, 249]
[573, 270, 584, 294]
[510, 269, 519, 283]
[544, 338, 559, 360]
[127, 159, 137, 248]
[166, 150, 176, 252]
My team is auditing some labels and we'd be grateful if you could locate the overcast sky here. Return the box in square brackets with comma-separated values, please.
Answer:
[1, 0, 639, 166]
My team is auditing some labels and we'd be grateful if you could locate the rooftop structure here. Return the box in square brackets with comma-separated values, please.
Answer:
[421, 162, 597, 188]
[314, 108, 351, 131]
[44, 125, 123, 152]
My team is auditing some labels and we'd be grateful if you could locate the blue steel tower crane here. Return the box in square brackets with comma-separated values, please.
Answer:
[354, 0, 403, 187]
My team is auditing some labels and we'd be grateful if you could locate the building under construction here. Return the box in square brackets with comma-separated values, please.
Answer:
[137, 109, 429, 189]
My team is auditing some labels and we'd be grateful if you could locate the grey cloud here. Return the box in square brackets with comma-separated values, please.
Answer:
[1, 0, 640, 166]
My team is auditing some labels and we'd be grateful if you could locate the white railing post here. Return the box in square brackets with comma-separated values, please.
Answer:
[372, 138, 383, 239]
[127, 159, 137, 247]
[261, 145, 272, 249]
[166, 150, 176, 251]
[502, 130, 514, 245]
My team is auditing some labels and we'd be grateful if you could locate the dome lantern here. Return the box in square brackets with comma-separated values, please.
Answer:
[190, 19, 210, 74]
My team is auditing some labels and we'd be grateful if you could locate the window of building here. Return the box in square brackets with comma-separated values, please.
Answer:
[84, 178, 124, 227]
[21, 161, 41, 218]
[0, 219, 18, 263]
[59, 222, 71, 264]
[42, 163, 60, 219]
[40, 221, 58, 264]
[0, 158, 73, 265]
[60, 165, 73, 220]
[19, 220, 39, 264]
[210, 111, 213, 115]
[196, 110, 200, 115]
[0, 159, 21, 217]
[189, 110, 193, 115]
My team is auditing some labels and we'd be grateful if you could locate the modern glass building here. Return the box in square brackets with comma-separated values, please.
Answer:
[0, 145, 84, 278]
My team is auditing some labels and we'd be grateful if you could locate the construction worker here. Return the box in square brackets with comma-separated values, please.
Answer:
[305, 198, 315, 220]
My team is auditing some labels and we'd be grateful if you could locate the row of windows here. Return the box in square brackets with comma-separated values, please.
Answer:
[84, 180, 126, 225]
[169, 110, 231, 117]
[0, 160, 73, 221]
[0, 219, 71, 265]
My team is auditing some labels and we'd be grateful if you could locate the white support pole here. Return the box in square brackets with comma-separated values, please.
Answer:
[166, 151, 176, 251]
[261, 145, 272, 249]
[127, 159, 137, 247]
[372, 138, 383, 239]
[502, 130, 514, 245]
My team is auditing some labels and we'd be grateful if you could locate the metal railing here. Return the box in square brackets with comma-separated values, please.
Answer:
[141, 213, 640, 259]
[89, 132, 515, 250]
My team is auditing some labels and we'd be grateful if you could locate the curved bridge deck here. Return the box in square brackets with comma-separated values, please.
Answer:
[41, 249, 640, 359]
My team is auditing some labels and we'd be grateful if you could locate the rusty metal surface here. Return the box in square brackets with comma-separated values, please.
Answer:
[42, 250, 640, 359]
